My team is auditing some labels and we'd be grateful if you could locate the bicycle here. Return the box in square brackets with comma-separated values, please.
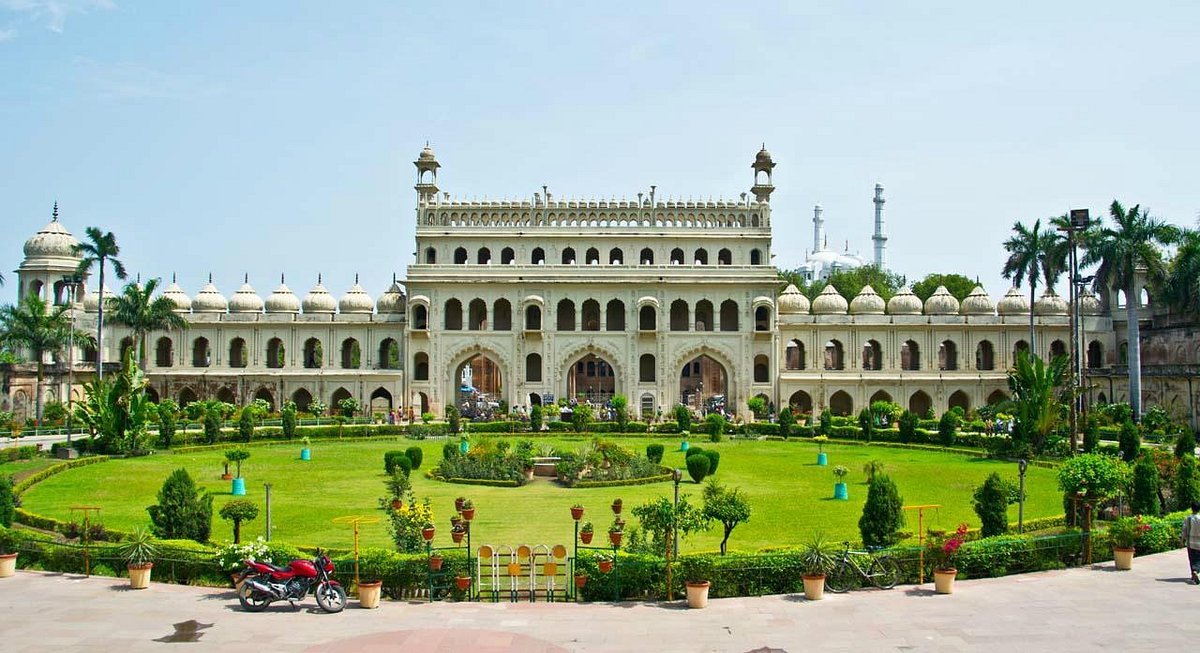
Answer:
[826, 542, 900, 592]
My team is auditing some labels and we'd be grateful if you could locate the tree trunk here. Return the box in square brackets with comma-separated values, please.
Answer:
[96, 262, 105, 379]
[1028, 275, 1037, 354]
[233, 519, 241, 544]
[1126, 283, 1142, 420]
[34, 357, 44, 426]
[720, 525, 732, 556]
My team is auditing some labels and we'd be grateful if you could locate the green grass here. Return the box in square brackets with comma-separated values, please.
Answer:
[0, 457, 57, 481]
[20, 438, 1063, 554]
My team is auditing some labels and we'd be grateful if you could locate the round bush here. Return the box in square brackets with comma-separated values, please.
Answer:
[686, 454, 710, 484]
[384, 450, 409, 475]
[646, 444, 664, 464]
[405, 446, 424, 470]
[703, 450, 720, 475]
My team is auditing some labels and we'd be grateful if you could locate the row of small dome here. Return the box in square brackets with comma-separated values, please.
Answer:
[79, 276, 407, 315]
[778, 284, 1102, 317]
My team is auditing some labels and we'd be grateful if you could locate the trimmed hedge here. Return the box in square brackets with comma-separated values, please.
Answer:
[436, 477, 521, 488]
[572, 471, 673, 489]
[13, 456, 110, 495]
[2, 446, 39, 462]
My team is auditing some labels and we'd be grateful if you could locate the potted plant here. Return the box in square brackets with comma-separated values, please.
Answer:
[579, 521, 594, 545]
[300, 436, 311, 461]
[421, 523, 436, 542]
[460, 499, 475, 521]
[685, 578, 710, 609]
[454, 574, 471, 591]
[929, 523, 968, 594]
[597, 555, 614, 574]
[1108, 516, 1152, 570]
[0, 530, 16, 578]
[611, 498, 623, 515]
[451, 524, 466, 544]
[571, 504, 585, 521]
[454, 496, 466, 512]
[608, 519, 623, 547]
[429, 552, 444, 571]
[385, 471, 409, 510]
[799, 532, 835, 601]
[357, 579, 383, 609]
[220, 461, 232, 481]
[119, 528, 158, 590]
[832, 465, 849, 500]
[574, 573, 588, 589]
[450, 515, 463, 529]
[814, 435, 829, 466]
[224, 448, 250, 496]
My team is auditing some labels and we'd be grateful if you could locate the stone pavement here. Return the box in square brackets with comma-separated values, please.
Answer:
[1, 551, 1197, 652]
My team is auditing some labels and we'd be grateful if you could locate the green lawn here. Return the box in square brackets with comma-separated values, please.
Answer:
[20, 438, 1063, 554]
[0, 457, 57, 482]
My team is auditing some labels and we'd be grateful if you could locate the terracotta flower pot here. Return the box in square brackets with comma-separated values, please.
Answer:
[221, 474, 233, 481]
[461, 508, 476, 521]
[685, 581, 710, 608]
[455, 576, 471, 591]
[429, 556, 444, 571]
[1114, 547, 1135, 570]
[801, 574, 826, 601]
[452, 530, 465, 544]
[574, 574, 588, 589]
[580, 531, 594, 545]
[609, 531, 623, 547]
[571, 506, 585, 521]
[0, 553, 18, 578]
[128, 563, 153, 590]
[421, 526, 436, 541]
[391, 499, 403, 510]
[450, 517, 463, 529]
[611, 502, 622, 515]
[598, 559, 614, 574]
[933, 568, 957, 594]
[454, 498, 466, 512]
[358, 581, 383, 609]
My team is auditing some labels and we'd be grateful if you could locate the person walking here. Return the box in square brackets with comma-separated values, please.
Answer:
[1183, 502, 1200, 584]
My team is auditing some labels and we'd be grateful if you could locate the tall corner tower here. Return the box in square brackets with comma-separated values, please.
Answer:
[751, 145, 776, 204]
[414, 143, 440, 204]
[872, 183, 887, 268]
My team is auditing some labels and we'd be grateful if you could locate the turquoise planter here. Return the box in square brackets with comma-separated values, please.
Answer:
[681, 441, 690, 452]
[834, 482, 848, 500]
[231, 477, 246, 496]
[300, 448, 311, 461]
[817, 452, 828, 466]
[460, 440, 470, 454]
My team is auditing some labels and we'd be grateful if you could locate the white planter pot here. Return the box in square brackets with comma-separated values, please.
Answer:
[0, 553, 17, 578]
[933, 568, 956, 595]
[1113, 547, 1135, 571]
[358, 581, 383, 609]
[802, 574, 825, 601]
[128, 563, 153, 589]
[685, 581, 710, 608]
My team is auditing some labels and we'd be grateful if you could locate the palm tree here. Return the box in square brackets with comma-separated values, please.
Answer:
[1042, 214, 1073, 290]
[0, 295, 94, 424]
[1163, 226, 1200, 316]
[1081, 201, 1180, 420]
[1006, 350, 1068, 456]
[1002, 219, 1047, 351]
[106, 278, 189, 371]
[73, 227, 127, 379]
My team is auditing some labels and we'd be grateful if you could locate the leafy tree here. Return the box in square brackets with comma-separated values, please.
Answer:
[105, 278, 189, 371]
[71, 348, 154, 454]
[858, 473, 904, 548]
[973, 472, 1012, 537]
[571, 403, 593, 433]
[858, 408, 874, 443]
[778, 406, 795, 437]
[445, 405, 460, 435]
[337, 396, 360, 419]
[1002, 218, 1050, 351]
[1082, 201, 1180, 420]
[938, 410, 959, 447]
[1118, 420, 1141, 462]
[41, 401, 67, 424]
[529, 404, 543, 431]
[674, 404, 692, 432]
[1082, 413, 1100, 453]
[0, 475, 14, 528]
[701, 480, 752, 555]
[630, 495, 709, 557]
[1175, 455, 1200, 511]
[911, 273, 977, 302]
[204, 405, 221, 444]
[1175, 430, 1196, 460]
[705, 412, 726, 442]
[308, 399, 328, 418]
[224, 447, 250, 478]
[219, 500, 259, 543]
[1131, 455, 1160, 516]
[72, 226, 127, 378]
[0, 294, 93, 424]
[685, 453, 710, 483]
[238, 406, 254, 443]
[1007, 351, 1067, 456]
[818, 408, 832, 436]
[1163, 227, 1200, 315]
[898, 409, 918, 444]
[747, 396, 767, 420]
[157, 398, 178, 449]
[1057, 453, 1130, 524]
[146, 468, 212, 543]
[611, 394, 629, 432]
[780, 265, 906, 302]
[281, 401, 298, 439]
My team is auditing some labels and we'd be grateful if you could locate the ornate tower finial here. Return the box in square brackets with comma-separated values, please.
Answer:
[171, 272, 176, 283]
[281, 273, 285, 284]
[751, 145, 775, 203]
[208, 272, 213, 283]
[52, 201, 59, 221]
[244, 272, 249, 284]
[354, 273, 359, 284]
[318, 273, 322, 285]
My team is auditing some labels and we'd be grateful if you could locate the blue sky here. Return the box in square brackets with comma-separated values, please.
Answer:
[3, 1, 1197, 301]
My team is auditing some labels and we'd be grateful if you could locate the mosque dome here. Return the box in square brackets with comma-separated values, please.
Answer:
[886, 286, 922, 315]
[338, 278, 375, 314]
[923, 286, 961, 315]
[376, 281, 406, 314]
[849, 285, 885, 315]
[777, 284, 810, 315]
[82, 285, 115, 313]
[192, 277, 228, 313]
[418, 144, 437, 162]
[302, 278, 337, 314]
[811, 285, 848, 315]
[23, 207, 81, 260]
[1034, 288, 1069, 316]
[1079, 290, 1103, 316]
[160, 277, 192, 313]
[997, 287, 1030, 315]
[960, 286, 995, 315]
[228, 277, 264, 313]
[265, 278, 301, 314]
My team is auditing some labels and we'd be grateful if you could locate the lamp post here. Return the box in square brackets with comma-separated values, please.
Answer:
[61, 274, 82, 445]
[672, 468, 682, 560]
[666, 468, 683, 601]
[1058, 209, 1090, 453]
[1017, 459, 1028, 533]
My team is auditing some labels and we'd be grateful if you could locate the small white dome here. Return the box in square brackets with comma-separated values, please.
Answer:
[1034, 288, 1069, 316]
[997, 286, 1030, 315]
[1079, 290, 1103, 316]
[812, 285, 848, 315]
[849, 285, 885, 315]
[192, 278, 228, 313]
[82, 285, 115, 313]
[887, 286, 922, 315]
[923, 286, 961, 315]
[376, 281, 406, 314]
[339, 279, 375, 314]
[265, 279, 301, 314]
[302, 278, 337, 314]
[960, 286, 995, 315]
[229, 278, 264, 313]
[777, 284, 810, 314]
[23, 208, 81, 260]
[160, 277, 192, 313]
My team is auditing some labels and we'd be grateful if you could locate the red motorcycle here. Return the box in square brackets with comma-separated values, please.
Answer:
[235, 549, 346, 613]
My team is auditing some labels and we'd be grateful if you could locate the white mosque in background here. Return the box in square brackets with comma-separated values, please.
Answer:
[793, 184, 888, 282]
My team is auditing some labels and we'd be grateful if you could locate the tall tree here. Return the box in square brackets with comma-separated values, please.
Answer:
[73, 227, 127, 379]
[106, 278, 189, 371]
[1163, 226, 1200, 316]
[911, 272, 978, 302]
[1007, 350, 1068, 456]
[1081, 201, 1179, 420]
[1002, 219, 1047, 351]
[0, 295, 94, 424]
[1041, 214, 1073, 290]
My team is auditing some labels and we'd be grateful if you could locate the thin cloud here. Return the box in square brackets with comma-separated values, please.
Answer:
[1, 0, 115, 34]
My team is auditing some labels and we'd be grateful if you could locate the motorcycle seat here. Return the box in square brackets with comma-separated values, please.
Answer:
[258, 562, 292, 573]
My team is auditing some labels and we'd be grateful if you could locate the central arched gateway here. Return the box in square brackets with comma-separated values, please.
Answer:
[455, 353, 503, 419]
[566, 353, 616, 404]
[679, 354, 728, 414]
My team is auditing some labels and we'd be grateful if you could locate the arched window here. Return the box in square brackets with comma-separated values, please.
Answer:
[694, 300, 714, 331]
[340, 338, 361, 369]
[939, 340, 958, 371]
[750, 249, 763, 265]
[1118, 341, 1128, 365]
[493, 299, 512, 331]
[582, 299, 601, 331]
[500, 247, 515, 265]
[585, 248, 600, 265]
[639, 305, 656, 331]
[639, 354, 655, 382]
[454, 247, 468, 264]
[291, 388, 312, 412]
[561, 247, 576, 264]
[444, 299, 463, 330]
[424, 247, 437, 264]
[413, 352, 429, 381]
[976, 340, 995, 370]
[411, 304, 428, 329]
[640, 248, 654, 265]
[477, 247, 491, 264]
[948, 390, 971, 412]
[670, 299, 689, 331]
[531, 247, 545, 265]
[824, 340, 844, 370]
[267, 338, 285, 369]
[606, 299, 625, 331]
[526, 353, 542, 382]
[694, 249, 708, 265]
[229, 338, 247, 368]
[525, 304, 542, 330]
[557, 299, 576, 331]
[785, 339, 805, 370]
[720, 300, 739, 331]
[901, 340, 920, 370]
[862, 340, 882, 370]
[717, 248, 732, 265]
[754, 306, 770, 331]
[192, 337, 210, 368]
[753, 354, 769, 382]
[670, 248, 685, 265]
[303, 338, 322, 369]
[1087, 340, 1104, 369]
[829, 390, 853, 416]
[1050, 339, 1066, 359]
[155, 337, 173, 368]
[609, 248, 623, 264]
[379, 338, 399, 369]
[1013, 340, 1029, 363]
[468, 298, 488, 330]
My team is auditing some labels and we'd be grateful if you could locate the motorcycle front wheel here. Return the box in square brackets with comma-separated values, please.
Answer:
[314, 582, 346, 613]
[238, 585, 271, 612]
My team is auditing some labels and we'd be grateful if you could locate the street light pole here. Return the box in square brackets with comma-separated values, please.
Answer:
[62, 274, 82, 446]
[1059, 209, 1090, 453]
[1017, 458, 1028, 533]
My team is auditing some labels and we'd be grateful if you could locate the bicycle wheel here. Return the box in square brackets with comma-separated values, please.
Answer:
[826, 561, 856, 593]
[869, 556, 900, 589]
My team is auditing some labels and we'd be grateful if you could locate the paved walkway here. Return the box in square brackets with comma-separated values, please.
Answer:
[1, 551, 1196, 652]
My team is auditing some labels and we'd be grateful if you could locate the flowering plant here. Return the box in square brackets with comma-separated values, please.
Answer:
[928, 523, 969, 571]
[216, 537, 273, 572]
[832, 465, 849, 480]
[1108, 515, 1152, 549]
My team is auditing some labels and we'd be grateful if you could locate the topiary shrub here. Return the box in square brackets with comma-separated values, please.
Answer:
[705, 413, 727, 442]
[1175, 431, 1196, 460]
[218, 499, 259, 543]
[972, 472, 1009, 537]
[646, 444, 664, 464]
[702, 450, 720, 475]
[674, 405, 692, 433]
[204, 407, 221, 444]
[384, 451, 410, 475]
[0, 475, 14, 528]
[778, 407, 795, 438]
[858, 473, 904, 548]
[898, 410, 918, 444]
[1118, 420, 1140, 462]
[1175, 454, 1200, 511]
[442, 442, 458, 460]
[529, 404, 543, 431]
[281, 402, 298, 439]
[1082, 413, 1100, 453]
[405, 446, 424, 470]
[686, 454, 710, 484]
[147, 468, 213, 544]
[938, 411, 959, 447]
[1131, 454, 1160, 516]
[238, 407, 254, 443]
